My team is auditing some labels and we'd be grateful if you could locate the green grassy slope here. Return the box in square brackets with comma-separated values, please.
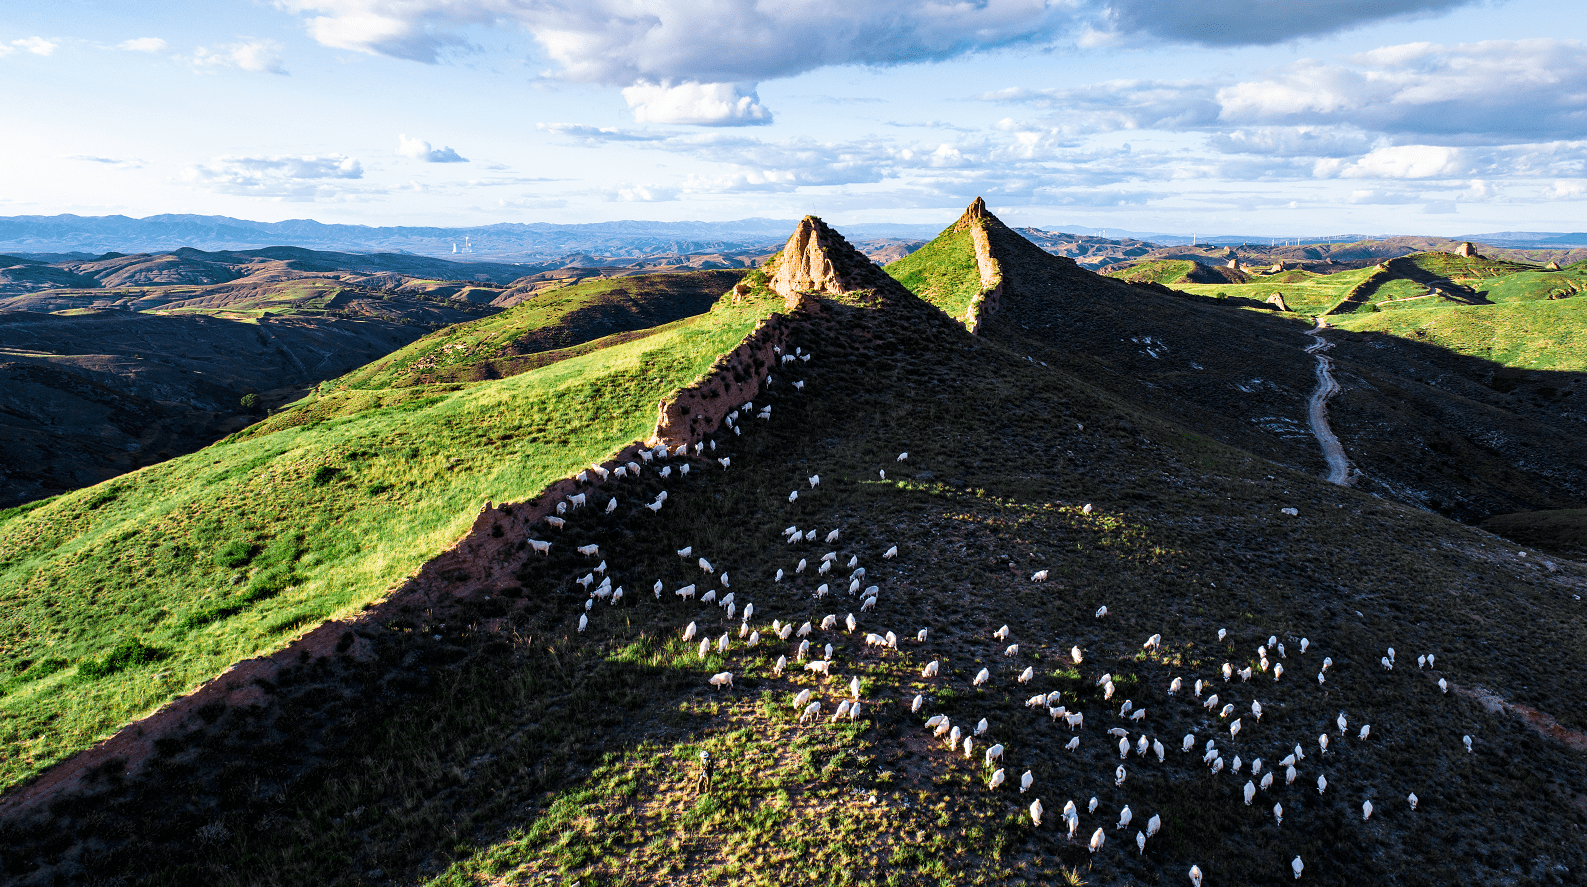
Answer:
[339, 270, 741, 388]
[0, 280, 777, 789]
[881, 227, 982, 320]
[1330, 297, 1587, 371]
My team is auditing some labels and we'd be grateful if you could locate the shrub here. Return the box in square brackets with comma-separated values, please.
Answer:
[309, 465, 343, 486]
[78, 638, 168, 680]
[239, 393, 261, 411]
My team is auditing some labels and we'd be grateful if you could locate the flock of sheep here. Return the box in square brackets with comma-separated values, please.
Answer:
[517, 343, 1468, 884]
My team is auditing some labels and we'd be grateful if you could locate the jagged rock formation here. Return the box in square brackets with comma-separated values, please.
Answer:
[1457, 242, 1481, 258]
[1266, 292, 1291, 311]
[947, 197, 1006, 333]
[769, 216, 896, 304]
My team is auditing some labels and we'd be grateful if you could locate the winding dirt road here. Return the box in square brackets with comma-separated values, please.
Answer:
[1303, 319, 1353, 485]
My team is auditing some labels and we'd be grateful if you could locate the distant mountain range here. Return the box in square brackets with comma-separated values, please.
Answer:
[0, 214, 946, 262]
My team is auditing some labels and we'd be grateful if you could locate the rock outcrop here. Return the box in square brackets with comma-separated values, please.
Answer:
[769, 216, 894, 305]
[1457, 242, 1482, 258]
[947, 197, 1006, 333]
[1267, 292, 1291, 311]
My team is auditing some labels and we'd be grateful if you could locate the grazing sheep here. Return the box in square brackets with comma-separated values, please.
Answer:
[1285, 766, 1297, 785]
[1145, 634, 1162, 651]
[709, 672, 733, 689]
[1065, 736, 1080, 751]
[779, 624, 795, 641]
[1116, 765, 1128, 786]
[645, 501, 663, 514]
[949, 726, 962, 748]
[577, 574, 595, 591]
[1203, 694, 1220, 712]
[701, 590, 718, 605]
[1131, 709, 1147, 723]
[923, 660, 940, 678]
[973, 668, 991, 687]
[806, 660, 831, 676]
[789, 490, 799, 503]
[590, 465, 610, 481]
[832, 701, 851, 723]
[884, 546, 898, 559]
[1032, 570, 1049, 582]
[800, 701, 821, 723]
[578, 614, 588, 632]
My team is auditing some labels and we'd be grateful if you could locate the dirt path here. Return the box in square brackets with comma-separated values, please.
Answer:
[1304, 318, 1353, 485]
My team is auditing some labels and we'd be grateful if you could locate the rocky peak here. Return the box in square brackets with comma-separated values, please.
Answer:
[769, 215, 892, 301]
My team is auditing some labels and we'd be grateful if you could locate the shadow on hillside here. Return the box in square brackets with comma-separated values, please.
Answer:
[0, 591, 719, 886]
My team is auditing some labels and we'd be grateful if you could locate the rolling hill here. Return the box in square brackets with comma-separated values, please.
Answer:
[0, 208, 1583, 887]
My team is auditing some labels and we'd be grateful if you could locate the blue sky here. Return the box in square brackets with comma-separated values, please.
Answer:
[3, 0, 1586, 236]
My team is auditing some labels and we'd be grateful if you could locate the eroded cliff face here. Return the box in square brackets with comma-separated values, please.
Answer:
[769, 216, 897, 304]
[950, 197, 1005, 334]
[651, 311, 797, 448]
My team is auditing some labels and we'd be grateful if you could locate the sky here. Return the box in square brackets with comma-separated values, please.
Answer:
[3, 0, 1586, 237]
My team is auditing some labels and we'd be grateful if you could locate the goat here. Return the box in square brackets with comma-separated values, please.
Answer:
[578, 614, 588, 632]
[973, 668, 990, 687]
[805, 659, 831, 676]
[1117, 806, 1132, 831]
[577, 544, 600, 557]
[698, 557, 714, 573]
[985, 744, 1004, 765]
[529, 539, 551, 555]
[718, 457, 731, 469]
[1030, 799, 1043, 828]
[675, 584, 696, 601]
[1032, 570, 1049, 582]
[917, 628, 928, 643]
[923, 660, 940, 678]
[826, 529, 839, 543]
[1095, 606, 1108, 618]
[883, 546, 898, 559]
[800, 701, 821, 723]
[821, 614, 837, 630]
[1020, 771, 1034, 793]
[1019, 666, 1034, 683]
[709, 672, 733, 689]
[988, 769, 1006, 789]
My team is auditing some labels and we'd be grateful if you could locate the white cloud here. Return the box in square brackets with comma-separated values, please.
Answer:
[193, 39, 288, 75]
[182, 154, 364, 199]
[119, 37, 169, 53]
[396, 134, 467, 162]
[1316, 145, 1469, 179]
[615, 185, 678, 202]
[1, 37, 58, 57]
[622, 81, 772, 126]
[65, 155, 145, 169]
[1349, 188, 1421, 204]
[1543, 179, 1587, 199]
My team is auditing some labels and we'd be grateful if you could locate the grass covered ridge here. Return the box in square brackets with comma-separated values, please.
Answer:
[338, 270, 741, 389]
[0, 281, 779, 791]
[1330, 297, 1587, 371]
[883, 227, 984, 321]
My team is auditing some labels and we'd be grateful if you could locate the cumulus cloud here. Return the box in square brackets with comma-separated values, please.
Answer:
[183, 154, 364, 199]
[1544, 179, 1587, 199]
[1316, 144, 1470, 179]
[396, 134, 467, 162]
[193, 38, 288, 74]
[622, 81, 771, 126]
[119, 37, 169, 53]
[0, 37, 58, 57]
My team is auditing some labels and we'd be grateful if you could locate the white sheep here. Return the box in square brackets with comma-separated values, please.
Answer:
[683, 622, 698, 642]
[529, 539, 551, 555]
[1032, 570, 1049, 582]
[800, 701, 821, 723]
[883, 546, 898, 559]
[578, 614, 588, 632]
[709, 672, 733, 689]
